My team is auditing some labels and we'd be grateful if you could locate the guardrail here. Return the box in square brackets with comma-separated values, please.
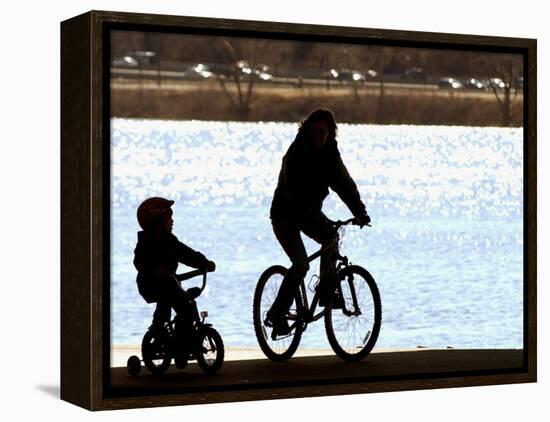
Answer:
[111, 67, 515, 94]
[111, 68, 443, 90]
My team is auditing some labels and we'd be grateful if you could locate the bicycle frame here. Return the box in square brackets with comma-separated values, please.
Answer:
[173, 269, 213, 328]
[286, 218, 368, 329]
[286, 232, 346, 327]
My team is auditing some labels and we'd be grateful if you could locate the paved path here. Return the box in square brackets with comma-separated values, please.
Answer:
[110, 349, 523, 395]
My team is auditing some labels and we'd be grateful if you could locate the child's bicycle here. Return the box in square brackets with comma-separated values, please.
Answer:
[253, 217, 382, 362]
[127, 268, 224, 376]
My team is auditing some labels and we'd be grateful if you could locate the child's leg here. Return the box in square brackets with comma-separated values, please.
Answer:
[158, 276, 195, 347]
[152, 302, 171, 326]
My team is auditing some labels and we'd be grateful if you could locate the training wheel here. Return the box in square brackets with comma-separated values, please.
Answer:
[127, 355, 142, 377]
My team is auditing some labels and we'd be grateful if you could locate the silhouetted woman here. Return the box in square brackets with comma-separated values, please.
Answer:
[266, 108, 371, 336]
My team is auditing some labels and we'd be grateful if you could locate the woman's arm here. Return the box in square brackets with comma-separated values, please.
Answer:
[329, 147, 367, 218]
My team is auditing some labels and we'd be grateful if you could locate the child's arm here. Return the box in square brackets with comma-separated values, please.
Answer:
[174, 236, 213, 270]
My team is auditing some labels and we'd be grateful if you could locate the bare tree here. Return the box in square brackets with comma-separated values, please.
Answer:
[128, 32, 144, 114]
[213, 38, 289, 120]
[477, 53, 523, 126]
[488, 58, 522, 127]
[362, 46, 393, 124]
[335, 44, 390, 122]
[374, 49, 388, 124]
[143, 33, 162, 87]
[341, 47, 362, 104]
[213, 38, 258, 120]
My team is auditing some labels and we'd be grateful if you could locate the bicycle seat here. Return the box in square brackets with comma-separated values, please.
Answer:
[187, 287, 202, 299]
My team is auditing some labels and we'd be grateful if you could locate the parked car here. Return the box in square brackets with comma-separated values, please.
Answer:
[207, 63, 234, 77]
[340, 69, 366, 82]
[112, 55, 138, 68]
[366, 69, 378, 78]
[401, 67, 427, 81]
[322, 68, 339, 80]
[488, 77, 506, 89]
[112, 50, 158, 68]
[129, 50, 158, 66]
[438, 77, 463, 89]
[191, 63, 214, 78]
[254, 64, 273, 81]
[236, 60, 253, 75]
[234, 60, 273, 80]
[324, 68, 366, 83]
[463, 78, 487, 90]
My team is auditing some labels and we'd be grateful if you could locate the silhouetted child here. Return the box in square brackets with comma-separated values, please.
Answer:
[133, 197, 215, 348]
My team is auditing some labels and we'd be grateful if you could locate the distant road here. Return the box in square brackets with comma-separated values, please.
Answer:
[111, 68, 521, 101]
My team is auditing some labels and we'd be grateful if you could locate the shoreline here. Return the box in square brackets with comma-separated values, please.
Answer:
[111, 344, 459, 367]
[110, 80, 523, 127]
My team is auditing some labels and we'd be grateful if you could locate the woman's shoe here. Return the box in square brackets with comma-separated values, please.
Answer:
[265, 311, 291, 339]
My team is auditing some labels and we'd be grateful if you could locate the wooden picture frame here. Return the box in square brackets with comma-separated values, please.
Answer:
[61, 10, 537, 411]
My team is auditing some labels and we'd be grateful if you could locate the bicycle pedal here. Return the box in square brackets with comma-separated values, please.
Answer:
[270, 321, 292, 339]
[271, 329, 292, 341]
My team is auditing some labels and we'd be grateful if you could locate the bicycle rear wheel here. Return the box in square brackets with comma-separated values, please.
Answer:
[325, 265, 382, 362]
[141, 330, 172, 374]
[253, 265, 304, 361]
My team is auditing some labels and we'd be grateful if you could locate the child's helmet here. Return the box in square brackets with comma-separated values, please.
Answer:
[137, 197, 174, 230]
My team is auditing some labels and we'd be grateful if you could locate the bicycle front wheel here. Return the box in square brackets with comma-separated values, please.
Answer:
[325, 265, 382, 362]
[253, 265, 304, 361]
[196, 327, 224, 374]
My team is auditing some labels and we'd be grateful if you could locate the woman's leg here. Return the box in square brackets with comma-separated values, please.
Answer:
[300, 215, 338, 305]
[269, 219, 310, 321]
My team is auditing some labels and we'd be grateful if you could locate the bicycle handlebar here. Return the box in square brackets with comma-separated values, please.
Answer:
[333, 217, 372, 229]
[175, 267, 215, 298]
[175, 268, 214, 282]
